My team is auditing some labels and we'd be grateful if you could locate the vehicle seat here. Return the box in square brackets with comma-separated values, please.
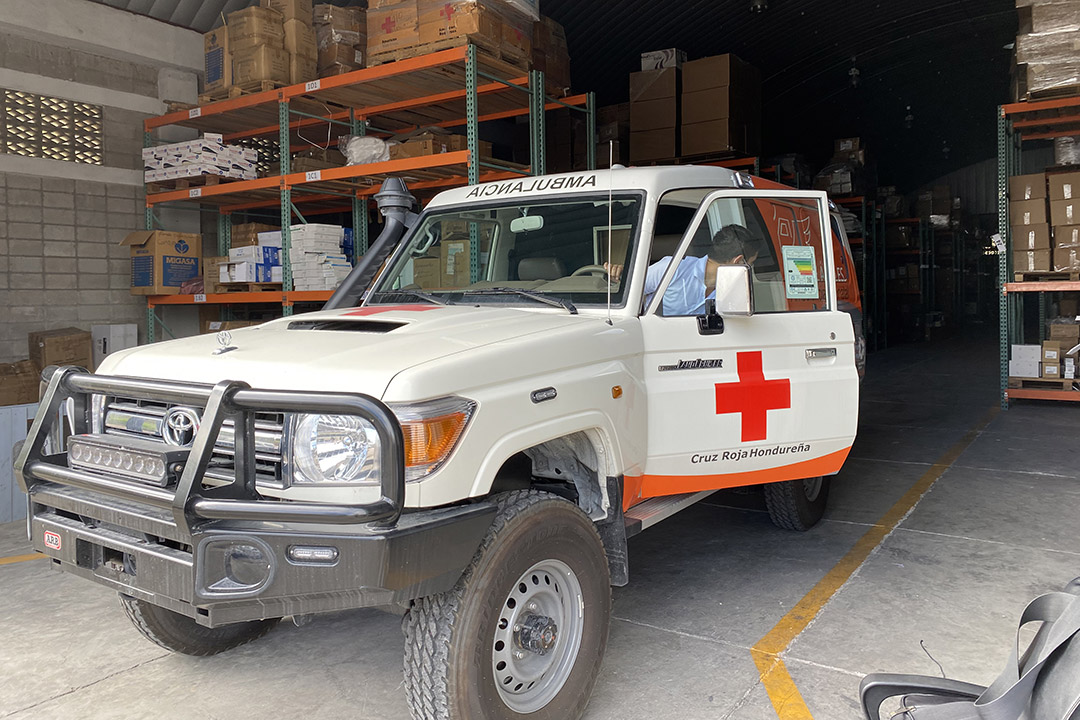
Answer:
[650, 234, 683, 263]
[518, 257, 565, 281]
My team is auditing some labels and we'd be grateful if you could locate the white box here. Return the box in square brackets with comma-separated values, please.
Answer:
[91, 324, 138, 368]
[1011, 344, 1042, 364]
[640, 48, 686, 71]
[229, 246, 281, 264]
[1009, 359, 1041, 378]
[257, 231, 283, 247]
[204, 132, 223, 143]
[271, 265, 283, 283]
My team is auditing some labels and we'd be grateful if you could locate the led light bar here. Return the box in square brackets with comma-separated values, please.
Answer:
[67, 434, 188, 487]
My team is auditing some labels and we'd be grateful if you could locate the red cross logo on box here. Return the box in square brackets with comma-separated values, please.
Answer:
[441, 3, 455, 20]
[714, 351, 791, 442]
[382, 16, 397, 34]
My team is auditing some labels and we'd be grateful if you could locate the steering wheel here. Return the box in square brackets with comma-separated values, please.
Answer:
[570, 264, 609, 278]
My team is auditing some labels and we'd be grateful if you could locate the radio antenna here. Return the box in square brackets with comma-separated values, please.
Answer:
[606, 141, 614, 326]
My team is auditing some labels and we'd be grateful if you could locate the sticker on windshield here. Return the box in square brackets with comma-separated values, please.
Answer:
[782, 245, 819, 299]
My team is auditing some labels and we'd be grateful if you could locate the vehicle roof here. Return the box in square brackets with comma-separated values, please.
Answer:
[425, 165, 743, 208]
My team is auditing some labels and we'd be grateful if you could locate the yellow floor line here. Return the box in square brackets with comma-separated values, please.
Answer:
[0, 552, 45, 566]
[752, 406, 1000, 719]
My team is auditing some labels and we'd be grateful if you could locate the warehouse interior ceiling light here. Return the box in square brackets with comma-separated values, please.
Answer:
[750, 0, 768, 12]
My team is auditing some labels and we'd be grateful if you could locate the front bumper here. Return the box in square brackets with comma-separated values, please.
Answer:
[16, 367, 495, 626]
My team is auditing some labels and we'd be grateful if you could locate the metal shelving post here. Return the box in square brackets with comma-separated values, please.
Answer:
[279, 98, 294, 315]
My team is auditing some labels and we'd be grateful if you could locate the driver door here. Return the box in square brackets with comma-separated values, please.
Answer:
[634, 189, 859, 502]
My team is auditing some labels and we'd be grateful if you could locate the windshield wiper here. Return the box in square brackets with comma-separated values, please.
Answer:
[368, 290, 449, 306]
[464, 288, 577, 314]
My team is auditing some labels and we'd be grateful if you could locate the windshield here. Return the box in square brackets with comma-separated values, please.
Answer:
[369, 194, 643, 309]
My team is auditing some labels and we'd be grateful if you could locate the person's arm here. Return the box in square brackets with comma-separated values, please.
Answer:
[643, 257, 672, 298]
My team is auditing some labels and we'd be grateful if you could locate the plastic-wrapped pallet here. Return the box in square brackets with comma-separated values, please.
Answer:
[1015, 0, 1080, 97]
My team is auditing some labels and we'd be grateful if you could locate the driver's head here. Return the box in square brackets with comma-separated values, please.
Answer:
[707, 225, 757, 265]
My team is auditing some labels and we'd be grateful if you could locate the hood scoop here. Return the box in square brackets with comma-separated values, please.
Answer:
[287, 319, 405, 333]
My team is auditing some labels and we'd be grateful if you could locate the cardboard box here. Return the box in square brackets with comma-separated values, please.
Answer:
[1059, 296, 1080, 317]
[233, 44, 291, 85]
[389, 132, 492, 160]
[261, 0, 314, 24]
[1051, 199, 1080, 227]
[682, 118, 748, 157]
[290, 52, 318, 82]
[0, 361, 38, 407]
[630, 97, 677, 131]
[203, 28, 232, 91]
[231, 222, 279, 248]
[1043, 340, 1066, 362]
[440, 238, 471, 286]
[629, 128, 676, 163]
[318, 41, 364, 71]
[91, 324, 138, 369]
[629, 68, 678, 102]
[1012, 344, 1043, 363]
[417, 0, 501, 47]
[532, 15, 570, 90]
[1010, 198, 1048, 226]
[367, 1, 419, 54]
[285, 19, 318, 57]
[500, 5, 533, 62]
[1051, 324, 1080, 346]
[1014, 249, 1052, 272]
[227, 6, 285, 51]
[1055, 224, 1080, 248]
[121, 230, 202, 296]
[1013, 223, 1051, 250]
[203, 256, 230, 293]
[835, 137, 861, 153]
[28, 328, 93, 372]
[1042, 362, 1062, 378]
[412, 256, 441, 288]
[1009, 359, 1040, 378]
[683, 53, 757, 93]
[640, 48, 686, 70]
[682, 88, 731, 125]
[1054, 247, 1080, 271]
[1010, 172, 1047, 201]
[1050, 171, 1080, 201]
[229, 245, 281, 264]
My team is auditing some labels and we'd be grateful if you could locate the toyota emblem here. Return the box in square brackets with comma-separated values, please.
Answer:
[162, 407, 201, 447]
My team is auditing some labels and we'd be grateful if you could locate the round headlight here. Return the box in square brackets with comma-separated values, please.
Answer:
[292, 414, 380, 485]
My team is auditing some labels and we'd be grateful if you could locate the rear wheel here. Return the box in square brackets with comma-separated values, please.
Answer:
[763, 476, 830, 531]
[119, 595, 279, 656]
[403, 489, 611, 720]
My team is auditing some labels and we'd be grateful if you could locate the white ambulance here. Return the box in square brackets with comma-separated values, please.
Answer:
[17, 166, 859, 720]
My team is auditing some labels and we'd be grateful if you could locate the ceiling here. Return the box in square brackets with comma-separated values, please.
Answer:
[94, 0, 1019, 192]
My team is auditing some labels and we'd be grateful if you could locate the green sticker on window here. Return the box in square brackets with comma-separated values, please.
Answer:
[782, 245, 818, 299]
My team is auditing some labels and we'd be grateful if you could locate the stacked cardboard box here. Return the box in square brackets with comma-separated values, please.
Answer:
[1010, 172, 1051, 273]
[1050, 322, 1080, 378]
[228, 5, 291, 86]
[680, 53, 761, 157]
[268, 0, 319, 83]
[532, 16, 570, 94]
[230, 222, 280, 248]
[629, 65, 679, 163]
[1014, 0, 1080, 99]
[204, 27, 232, 93]
[0, 360, 38, 406]
[226, 238, 284, 283]
[596, 103, 630, 168]
[389, 130, 492, 161]
[288, 224, 351, 290]
[814, 138, 869, 197]
[143, 135, 259, 184]
[1050, 171, 1080, 271]
[315, 3, 366, 76]
[367, 0, 420, 61]
[1038, 339, 1080, 379]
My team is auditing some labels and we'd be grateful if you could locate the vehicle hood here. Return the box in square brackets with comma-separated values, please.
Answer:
[99, 305, 599, 398]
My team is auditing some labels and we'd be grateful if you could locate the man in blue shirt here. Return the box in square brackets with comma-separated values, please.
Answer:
[607, 224, 757, 316]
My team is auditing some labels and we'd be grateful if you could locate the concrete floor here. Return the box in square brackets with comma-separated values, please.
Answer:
[3, 330, 1079, 719]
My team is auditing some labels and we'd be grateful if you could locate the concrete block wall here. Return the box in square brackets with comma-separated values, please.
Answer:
[0, 3, 202, 365]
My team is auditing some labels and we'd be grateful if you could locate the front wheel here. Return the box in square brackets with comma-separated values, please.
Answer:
[403, 490, 611, 720]
[763, 476, 831, 531]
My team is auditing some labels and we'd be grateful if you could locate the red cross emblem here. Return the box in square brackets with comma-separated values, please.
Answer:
[344, 305, 440, 316]
[714, 351, 791, 442]
[441, 3, 455, 20]
[382, 16, 397, 33]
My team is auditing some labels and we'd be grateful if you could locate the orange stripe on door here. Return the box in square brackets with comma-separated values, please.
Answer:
[628, 447, 851, 500]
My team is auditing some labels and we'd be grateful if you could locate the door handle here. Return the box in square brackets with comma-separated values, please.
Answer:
[805, 347, 837, 361]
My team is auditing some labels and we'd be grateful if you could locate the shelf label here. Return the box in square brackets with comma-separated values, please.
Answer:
[189, 188, 202, 198]
[305, 170, 322, 182]
[193, 293, 207, 303]
[305, 80, 321, 92]
[188, 107, 202, 119]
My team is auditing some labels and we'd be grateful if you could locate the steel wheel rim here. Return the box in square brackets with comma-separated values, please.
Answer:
[492, 559, 584, 713]
[803, 476, 823, 502]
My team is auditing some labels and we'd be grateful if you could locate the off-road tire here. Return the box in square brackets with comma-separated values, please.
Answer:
[763, 476, 830, 531]
[402, 489, 611, 720]
[119, 594, 279, 656]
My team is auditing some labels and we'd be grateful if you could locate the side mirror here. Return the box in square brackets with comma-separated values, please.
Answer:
[713, 264, 754, 316]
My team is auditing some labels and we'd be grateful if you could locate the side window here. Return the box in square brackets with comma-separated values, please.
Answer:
[647, 194, 829, 317]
